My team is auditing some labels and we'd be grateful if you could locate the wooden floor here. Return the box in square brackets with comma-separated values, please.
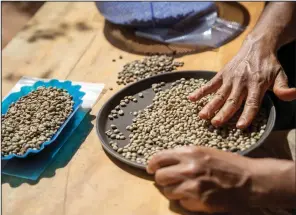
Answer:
[2, 2, 43, 49]
[2, 2, 295, 215]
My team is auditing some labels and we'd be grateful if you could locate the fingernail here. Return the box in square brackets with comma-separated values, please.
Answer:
[188, 94, 195, 100]
[146, 166, 153, 174]
[199, 110, 208, 119]
[211, 117, 221, 126]
[237, 119, 246, 128]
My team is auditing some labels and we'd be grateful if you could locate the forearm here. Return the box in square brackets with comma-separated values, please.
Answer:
[246, 2, 296, 50]
[249, 158, 296, 208]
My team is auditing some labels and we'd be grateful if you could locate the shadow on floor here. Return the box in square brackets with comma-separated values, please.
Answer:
[2, 2, 44, 49]
[26, 21, 93, 43]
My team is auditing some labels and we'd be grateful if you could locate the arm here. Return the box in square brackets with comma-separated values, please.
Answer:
[189, 2, 296, 129]
[249, 2, 296, 50]
[249, 158, 296, 208]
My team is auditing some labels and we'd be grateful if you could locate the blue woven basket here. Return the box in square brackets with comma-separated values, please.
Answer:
[1, 79, 85, 160]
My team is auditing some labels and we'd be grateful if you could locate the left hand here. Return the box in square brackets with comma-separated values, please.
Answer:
[188, 36, 296, 129]
[147, 147, 258, 213]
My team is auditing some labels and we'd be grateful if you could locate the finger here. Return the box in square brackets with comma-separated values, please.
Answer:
[273, 70, 296, 101]
[188, 74, 222, 102]
[163, 179, 199, 200]
[161, 183, 184, 200]
[155, 165, 184, 186]
[212, 85, 246, 127]
[199, 84, 231, 119]
[237, 87, 265, 129]
[146, 150, 180, 174]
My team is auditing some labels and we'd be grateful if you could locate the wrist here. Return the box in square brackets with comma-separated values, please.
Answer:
[244, 32, 279, 52]
[247, 158, 296, 208]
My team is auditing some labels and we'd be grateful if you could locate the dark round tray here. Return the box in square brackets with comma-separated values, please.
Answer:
[96, 71, 276, 170]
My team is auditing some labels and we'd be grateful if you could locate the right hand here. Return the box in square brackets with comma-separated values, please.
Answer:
[147, 146, 296, 213]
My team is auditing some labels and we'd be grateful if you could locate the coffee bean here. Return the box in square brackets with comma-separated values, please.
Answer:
[1, 87, 74, 157]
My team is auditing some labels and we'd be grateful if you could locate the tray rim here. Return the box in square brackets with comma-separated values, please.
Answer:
[96, 70, 276, 170]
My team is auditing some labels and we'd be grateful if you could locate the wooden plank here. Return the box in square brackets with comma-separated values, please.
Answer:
[2, 2, 101, 97]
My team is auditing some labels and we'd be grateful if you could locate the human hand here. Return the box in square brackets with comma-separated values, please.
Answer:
[147, 146, 285, 213]
[188, 36, 296, 129]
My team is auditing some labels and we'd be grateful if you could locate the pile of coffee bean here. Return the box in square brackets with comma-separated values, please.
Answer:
[108, 78, 267, 165]
[116, 55, 184, 85]
[1, 87, 74, 157]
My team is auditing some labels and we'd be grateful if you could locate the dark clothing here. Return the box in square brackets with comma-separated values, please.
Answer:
[272, 41, 296, 130]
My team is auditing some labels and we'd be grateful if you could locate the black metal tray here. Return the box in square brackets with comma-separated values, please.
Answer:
[96, 71, 276, 169]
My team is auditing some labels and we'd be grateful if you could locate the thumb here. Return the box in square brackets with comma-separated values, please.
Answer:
[273, 69, 296, 101]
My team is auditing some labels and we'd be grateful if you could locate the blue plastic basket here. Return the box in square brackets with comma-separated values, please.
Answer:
[1, 79, 85, 160]
[96, 2, 215, 28]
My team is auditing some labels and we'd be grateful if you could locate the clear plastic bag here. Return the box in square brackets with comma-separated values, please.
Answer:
[135, 8, 245, 49]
